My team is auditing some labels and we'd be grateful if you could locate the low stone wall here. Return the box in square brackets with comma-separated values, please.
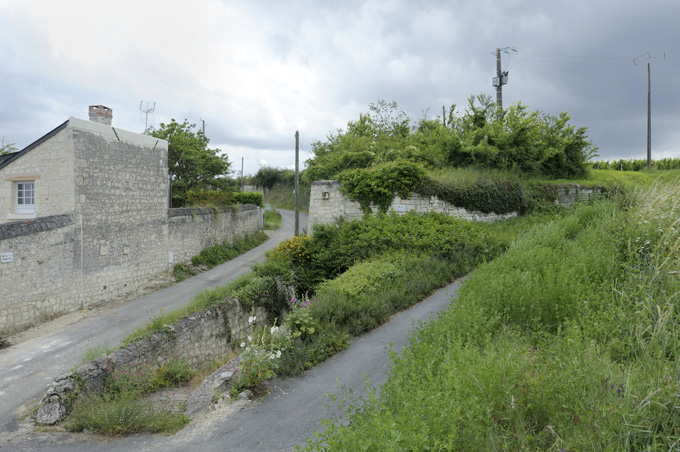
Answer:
[308, 180, 602, 226]
[36, 299, 267, 425]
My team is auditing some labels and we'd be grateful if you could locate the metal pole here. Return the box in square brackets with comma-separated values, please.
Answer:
[295, 131, 300, 237]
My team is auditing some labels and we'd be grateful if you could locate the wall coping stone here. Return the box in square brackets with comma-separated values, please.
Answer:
[0, 213, 75, 240]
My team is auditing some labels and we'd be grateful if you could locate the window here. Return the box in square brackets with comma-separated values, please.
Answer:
[15, 181, 35, 214]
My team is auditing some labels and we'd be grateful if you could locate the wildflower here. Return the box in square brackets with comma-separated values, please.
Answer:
[240, 342, 246, 348]
[270, 326, 279, 335]
[276, 350, 281, 358]
[248, 315, 257, 325]
[248, 336, 253, 342]
[269, 353, 275, 360]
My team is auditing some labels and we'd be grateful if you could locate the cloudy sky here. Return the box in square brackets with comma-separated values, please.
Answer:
[0, 0, 678, 176]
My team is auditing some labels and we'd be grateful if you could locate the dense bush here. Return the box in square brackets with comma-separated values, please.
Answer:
[266, 211, 506, 295]
[233, 191, 264, 207]
[304, 96, 597, 183]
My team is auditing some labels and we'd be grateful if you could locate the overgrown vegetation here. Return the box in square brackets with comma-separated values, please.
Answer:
[66, 355, 194, 435]
[300, 180, 680, 451]
[304, 96, 597, 184]
[172, 231, 268, 282]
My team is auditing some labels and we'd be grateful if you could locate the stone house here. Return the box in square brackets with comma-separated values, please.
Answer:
[0, 106, 260, 338]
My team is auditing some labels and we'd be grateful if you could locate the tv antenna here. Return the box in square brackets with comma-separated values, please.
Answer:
[139, 101, 156, 133]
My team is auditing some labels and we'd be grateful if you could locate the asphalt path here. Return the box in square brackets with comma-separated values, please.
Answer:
[0, 210, 462, 452]
[0, 209, 304, 437]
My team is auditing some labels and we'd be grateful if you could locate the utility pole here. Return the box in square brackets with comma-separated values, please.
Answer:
[201, 119, 206, 137]
[492, 47, 513, 120]
[442, 106, 446, 127]
[294, 131, 300, 237]
[634, 52, 663, 170]
[240, 157, 244, 191]
[647, 61, 651, 170]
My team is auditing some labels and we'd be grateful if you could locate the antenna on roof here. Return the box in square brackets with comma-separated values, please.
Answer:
[139, 101, 156, 134]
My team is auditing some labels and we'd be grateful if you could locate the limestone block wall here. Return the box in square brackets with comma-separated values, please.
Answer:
[0, 215, 78, 336]
[168, 205, 260, 264]
[70, 120, 170, 305]
[36, 300, 269, 425]
[308, 180, 519, 226]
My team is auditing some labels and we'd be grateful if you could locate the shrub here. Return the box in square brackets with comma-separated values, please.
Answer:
[233, 191, 264, 207]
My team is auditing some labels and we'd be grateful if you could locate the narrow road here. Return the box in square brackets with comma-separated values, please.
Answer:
[4, 277, 461, 452]
[0, 209, 304, 437]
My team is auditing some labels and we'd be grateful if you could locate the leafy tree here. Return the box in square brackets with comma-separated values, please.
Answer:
[0, 137, 18, 156]
[253, 166, 294, 191]
[149, 119, 231, 207]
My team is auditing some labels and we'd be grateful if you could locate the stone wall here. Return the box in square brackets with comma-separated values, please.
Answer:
[36, 300, 268, 425]
[308, 180, 602, 226]
[0, 118, 262, 338]
[0, 206, 260, 338]
[308, 180, 518, 226]
[168, 205, 260, 264]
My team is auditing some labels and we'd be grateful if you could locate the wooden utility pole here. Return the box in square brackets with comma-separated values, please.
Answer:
[442, 106, 446, 127]
[294, 131, 300, 237]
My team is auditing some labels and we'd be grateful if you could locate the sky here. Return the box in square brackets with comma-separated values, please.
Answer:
[0, 0, 678, 176]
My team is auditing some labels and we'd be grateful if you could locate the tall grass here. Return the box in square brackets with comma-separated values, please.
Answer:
[301, 181, 680, 451]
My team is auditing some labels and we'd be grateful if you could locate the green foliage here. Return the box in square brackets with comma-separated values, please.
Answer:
[284, 298, 319, 340]
[263, 209, 282, 229]
[0, 137, 18, 155]
[310, 253, 460, 336]
[190, 231, 268, 269]
[67, 356, 193, 435]
[301, 181, 680, 451]
[592, 158, 680, 171]
[233, 191, 264, 207]
[149, 119, 231, 207]
[449, 95, 598, 178]
[303, 96, 597, 184]
[303, 100, 413, 183]
[416, 176, 528, 214]
[185, 188, 234, 207]
[66, 389, 189, 436]
[338, 159, 426, 213]
[253, 166, 295, 191]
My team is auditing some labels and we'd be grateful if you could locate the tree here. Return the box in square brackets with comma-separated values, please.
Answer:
[149, 119, 231, 207]
[1, 137, 18, 156]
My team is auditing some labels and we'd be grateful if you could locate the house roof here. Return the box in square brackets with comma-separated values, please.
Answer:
[0, 121, 68, 171]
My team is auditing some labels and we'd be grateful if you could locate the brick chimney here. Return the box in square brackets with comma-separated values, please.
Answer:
[88, 105, 113, 126]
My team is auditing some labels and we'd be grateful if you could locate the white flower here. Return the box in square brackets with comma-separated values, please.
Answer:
[276, 350, 281, 358]
[248, 315, 257, 325]
[270, 326, 279, 335]
[240, 342, 246, 348]
[247, 336, 252, 342]
[268, 353, 275, 360]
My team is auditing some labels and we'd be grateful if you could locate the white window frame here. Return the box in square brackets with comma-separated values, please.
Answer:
[15, 181, 35, 214]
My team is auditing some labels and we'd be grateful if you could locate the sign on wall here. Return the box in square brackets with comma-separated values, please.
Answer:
[1, 252, 13, 263]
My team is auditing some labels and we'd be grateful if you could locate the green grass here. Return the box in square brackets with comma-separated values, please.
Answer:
[264, 209, 282, 229]
[299, 181, 680, 451]
[77, 342, 113, 366]
[263, 181, 310, 211]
